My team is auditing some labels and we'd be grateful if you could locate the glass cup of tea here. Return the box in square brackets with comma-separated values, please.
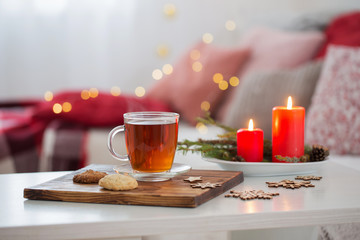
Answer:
[107, 112, 179, 181]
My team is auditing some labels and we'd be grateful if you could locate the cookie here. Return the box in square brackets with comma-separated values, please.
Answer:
[99, 174, 138, 191]
[73, 169, 107, 184]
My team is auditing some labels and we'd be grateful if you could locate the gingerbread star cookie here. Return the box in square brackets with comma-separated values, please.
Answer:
[190, 182, 221, 189]
[266, 179, 315, 189]
[184, 176, 202, 183]
[295, 176, 322, 181]
[225, 189, 279, 200]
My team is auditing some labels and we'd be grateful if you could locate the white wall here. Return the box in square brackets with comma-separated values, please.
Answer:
[0, 0, 359, 100]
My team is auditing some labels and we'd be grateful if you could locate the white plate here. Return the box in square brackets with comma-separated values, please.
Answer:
[114, 162, 191, 182]
[203, 157, 328, 177]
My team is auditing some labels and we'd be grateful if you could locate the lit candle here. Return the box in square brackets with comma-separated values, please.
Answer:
[272, 96, 305, 162]
[237, 119, 264, 162]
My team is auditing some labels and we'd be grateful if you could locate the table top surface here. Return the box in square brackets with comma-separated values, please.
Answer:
[1, 156, 360, 240]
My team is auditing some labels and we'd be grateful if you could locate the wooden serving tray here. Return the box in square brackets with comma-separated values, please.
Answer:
[24, 164, 243, 208]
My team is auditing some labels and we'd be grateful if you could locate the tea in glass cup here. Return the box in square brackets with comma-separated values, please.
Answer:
[108, 112, 179, 175]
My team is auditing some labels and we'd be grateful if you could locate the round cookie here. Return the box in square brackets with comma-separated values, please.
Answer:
[73, 169, 107, 184]
[99, 174, 138, 191]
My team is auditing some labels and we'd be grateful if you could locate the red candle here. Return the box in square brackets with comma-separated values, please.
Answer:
[272, 96, 305, 162]
[237, 119, 264, 162]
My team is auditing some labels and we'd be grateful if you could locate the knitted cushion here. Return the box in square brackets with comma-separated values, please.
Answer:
[305, 45, 360, 154]
[217, 27, 325, 121]
[224, 61, 323, 140]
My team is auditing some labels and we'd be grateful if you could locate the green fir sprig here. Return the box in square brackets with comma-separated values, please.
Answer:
[177, 138, 242, 161]
[177, 111, 329, 163]
[196, 112, 237, 140]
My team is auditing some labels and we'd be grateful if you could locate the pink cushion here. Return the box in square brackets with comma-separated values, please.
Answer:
[146, 41, 250, 125]
[305, 45, 360, 154]
[240, 27, 325, 71]
[218, 27, 325, 120]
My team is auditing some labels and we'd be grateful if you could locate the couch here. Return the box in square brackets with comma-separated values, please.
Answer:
[1, 10, 360, 174]
[1, 8, 360, 240]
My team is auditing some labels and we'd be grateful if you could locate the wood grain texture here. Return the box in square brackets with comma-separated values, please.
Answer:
[24, 164, 243, 208]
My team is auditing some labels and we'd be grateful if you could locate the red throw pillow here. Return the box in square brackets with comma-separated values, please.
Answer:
[315, 11, 360, 58]
[146, 41, 250, 125]
[33, 91, 172, 127]
[305, 45, 360, 154]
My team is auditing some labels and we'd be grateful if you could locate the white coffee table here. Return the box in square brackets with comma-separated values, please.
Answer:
[0, 157, 360, 240]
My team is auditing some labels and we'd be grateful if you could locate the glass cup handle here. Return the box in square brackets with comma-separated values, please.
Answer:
[107, 125, 129, 161]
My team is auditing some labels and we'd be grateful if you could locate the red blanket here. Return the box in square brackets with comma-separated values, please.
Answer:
[0, 91, 172, 172]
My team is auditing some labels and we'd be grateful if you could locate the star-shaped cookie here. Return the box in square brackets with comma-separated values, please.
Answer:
[184, 176, 202, 183]
[190, 182, 221, 189]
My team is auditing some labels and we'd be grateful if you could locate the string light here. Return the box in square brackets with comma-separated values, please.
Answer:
[225, 20, 236, 31]
[135, 87, 146, 97]
[192, 61, 202, 72]
[213, 73, 223, 84]
[62, 102, 72, 112]
[111, 86, 121, 96]
[44, 91, 53, 102]
[53, 103, 62, 114]
[152, 69, 163, 80]
[162, 64, 173, 75]
[229, 76, 240, 86]
[201, 101, 210, 111]
[219, 80, 229, 90]
[196, 122, 208, 134]
[81, 90, 90, 100]
[163, 3, 176, 18]
[156, 44, 169, 58]
[190, 49, 201, 60]
[202, 33, 213, 44]
[89, 88, 99, 98]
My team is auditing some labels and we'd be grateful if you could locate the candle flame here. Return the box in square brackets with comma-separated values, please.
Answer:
[248, 119, 254, 131]
[287, 96, 292, 109]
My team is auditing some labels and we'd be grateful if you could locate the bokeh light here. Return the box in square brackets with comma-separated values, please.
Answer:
[196, 122, 208, 134]
[157, 44, 169, 58]
[190, 49, 201, 60]
[219, 80, 229, 90]
[192, 61, 202, 72]
[81, 90, 90, 100]
[202, 33, 214, 44]
[162, 64, 173, 75]
[52, 103, 62, 114]
[135, 86, 146, 97]
[89, 88, 99, 98]
[229, 76, 240, 86]
[62, 102, 72, 112]
[201, 101, 211, 111]
[111, 86, 121, 96]
[163, 3, 176, 18]
[225, 20, 236, 31]
[44, 91, 53, 102]
[152, 69, 163, 80]
[213, 73, 223, 84]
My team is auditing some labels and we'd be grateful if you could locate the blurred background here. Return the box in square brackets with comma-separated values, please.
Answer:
[0, 0, 359, 100]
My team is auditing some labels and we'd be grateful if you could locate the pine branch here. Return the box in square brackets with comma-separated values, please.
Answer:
[177, 138, 238, 161]
[198, 139, 237, 145]
[178, 111, 329, 163]
[196, 111, 237, 137]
